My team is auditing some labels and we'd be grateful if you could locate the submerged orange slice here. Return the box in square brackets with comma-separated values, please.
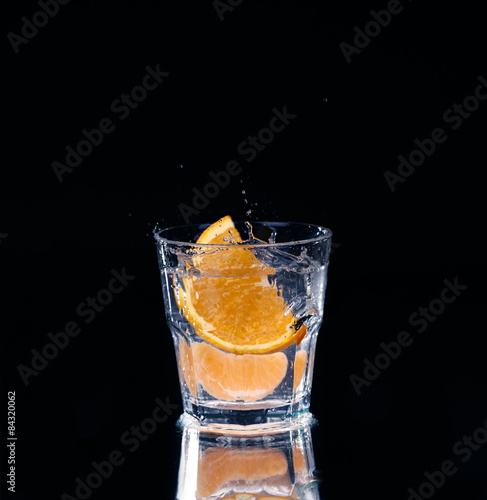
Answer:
[178, 216, 307, 354]
[192, 342, 288, 401]
[293, 350, 307, 391]
[178, 340, 197, 397]
[179, 341, 309, 402]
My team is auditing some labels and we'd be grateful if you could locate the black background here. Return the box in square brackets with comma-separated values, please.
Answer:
[1, 1, 485, 499]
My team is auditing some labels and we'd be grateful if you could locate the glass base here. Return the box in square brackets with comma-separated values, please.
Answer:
[176, 406, 315, 435]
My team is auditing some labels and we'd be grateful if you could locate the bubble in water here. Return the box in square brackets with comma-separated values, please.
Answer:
[222, 234, 239, 244]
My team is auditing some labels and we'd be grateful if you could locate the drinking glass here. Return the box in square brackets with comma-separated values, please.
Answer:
[155, 221, 332, 432]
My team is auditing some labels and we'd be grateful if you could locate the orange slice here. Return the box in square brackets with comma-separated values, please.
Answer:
[196, 214, 243, 244]
[178, 340, 197, 397]
[293, 350, 307, 391]
[192, 342, 288, 401]
[178, 216, 307, 354]
[196, 447, 290, 497]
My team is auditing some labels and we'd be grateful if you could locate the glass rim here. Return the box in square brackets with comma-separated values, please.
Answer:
[154, 220, 333, 248]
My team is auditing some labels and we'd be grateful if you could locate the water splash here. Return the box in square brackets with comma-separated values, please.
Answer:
[239, 178, 254, 220]
[244, 221, 255, 242]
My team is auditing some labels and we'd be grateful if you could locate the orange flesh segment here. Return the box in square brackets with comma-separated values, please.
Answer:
[178, 340, 196, 397]
[192, 342, 288, 402]
[293, 349, 307, 391]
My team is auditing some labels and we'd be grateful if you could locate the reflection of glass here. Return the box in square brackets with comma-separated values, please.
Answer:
[155, 221, 332, 432]
[176, 416, 320, 500]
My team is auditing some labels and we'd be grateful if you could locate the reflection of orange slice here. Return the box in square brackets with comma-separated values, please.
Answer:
[196, 448, 290, 497]
[221, 495, 296, 500]
[221, 496, 296, 500]
[192, 343, 288, 402]
[178, 216, 307, 354]
[293, 350, 307, 391]
[292, 440, 309, 485]
[293, 442, 307, 473]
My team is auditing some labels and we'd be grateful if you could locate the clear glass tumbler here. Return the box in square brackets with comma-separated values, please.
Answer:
[154, 221, 332, 432]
